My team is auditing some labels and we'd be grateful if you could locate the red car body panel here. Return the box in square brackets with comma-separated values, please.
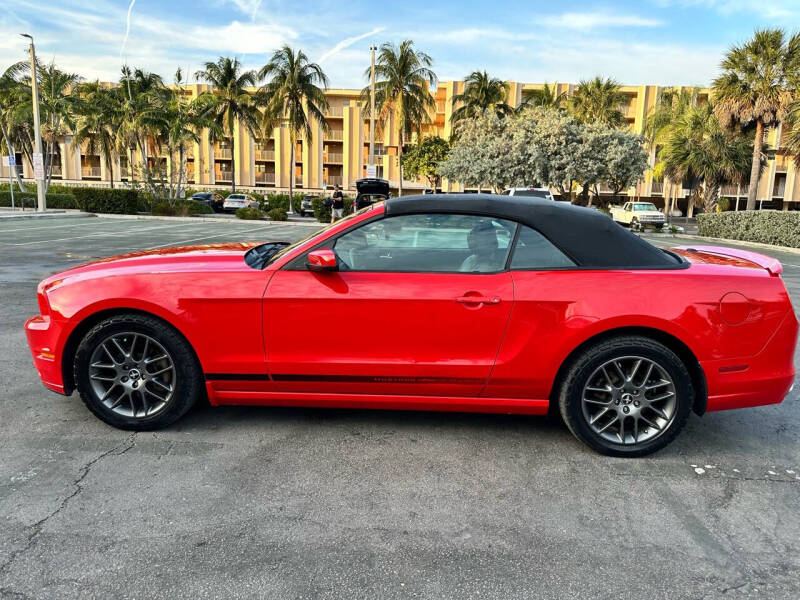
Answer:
[25, 205, 798, 418]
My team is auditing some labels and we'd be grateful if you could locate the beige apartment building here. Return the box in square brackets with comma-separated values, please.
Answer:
[2, 81, 798, 210]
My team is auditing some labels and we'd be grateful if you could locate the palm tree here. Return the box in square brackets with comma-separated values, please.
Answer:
[644, 87, 699, 216]
[713, 29, 800, 210]
[142, 70, 221, 200]
[660, 102, 753, 214]
[362, 40, 437, 196]
[195, 57, 260, 193]
[117, 67, 167, 191]
[0, 68, 29, 191]
[570, 76, 627, 126]
[72, 81, 123, 188]
[450, 70, 511, 124]
[517, 82, 566, 112]
[259, 46, 330, 212]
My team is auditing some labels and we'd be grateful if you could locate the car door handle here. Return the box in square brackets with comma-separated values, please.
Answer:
[455, 295, 501, 305]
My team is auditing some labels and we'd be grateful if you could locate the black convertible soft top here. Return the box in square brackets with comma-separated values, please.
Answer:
[384, 194, 678, 268]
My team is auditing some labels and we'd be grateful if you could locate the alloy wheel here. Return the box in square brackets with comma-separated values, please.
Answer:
[580, 356, 677, 445]
[88, 332, 176, 418]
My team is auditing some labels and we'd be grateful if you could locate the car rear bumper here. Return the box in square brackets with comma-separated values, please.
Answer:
[703, 310, 798, 411]
[24, 314, 68, 395]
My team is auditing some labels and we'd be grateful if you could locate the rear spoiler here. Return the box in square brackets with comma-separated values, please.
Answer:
[675, 245, 783, 276]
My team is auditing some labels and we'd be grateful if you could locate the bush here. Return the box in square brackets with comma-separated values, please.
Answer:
[267, 208, 288, 221]
[71, 187, 139, 214]
[151, 199, 214, 216]
[0, 191, 77, 209]
[311, 196, 354, 223]
[236, 207, 263, 220]
[697, 210, 800, 248]
[266, 193, 305, 213]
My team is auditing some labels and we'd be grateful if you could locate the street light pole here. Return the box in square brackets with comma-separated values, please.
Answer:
[21, 34, 45, 212]
[369, 45, 376, 168]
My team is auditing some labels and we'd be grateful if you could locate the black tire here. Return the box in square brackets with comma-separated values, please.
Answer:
[74, 314, 202, 430]
[630, 217, 640, 231]
[558, 336, 693, 457]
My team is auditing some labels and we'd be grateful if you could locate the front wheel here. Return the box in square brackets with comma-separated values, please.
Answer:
[558, 336, 693, 457]
[74, 314, 202, 430]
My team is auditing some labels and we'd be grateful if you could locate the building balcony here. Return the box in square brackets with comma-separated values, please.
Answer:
[255, 149, 275, 161]
[214, 147, 232, 159]
[325, 175, 343, 186]
[50, 165, 63, 177]
[775, 154, 791, 172]
[325, 106, 344, 117]
[651, 181, 664, 195]
[326, 130, 344, 141]
[215, 170, 232, 181]
[324, 153, 343, 164]
[720, 183, 749, 196]
[255, 172, 275, 184]
[81, 166, 101, 178]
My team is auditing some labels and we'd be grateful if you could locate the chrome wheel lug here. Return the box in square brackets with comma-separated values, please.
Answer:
[121, 376, 128, 382]
[623, 406, 630, 414]
[634, 400, 640, 407]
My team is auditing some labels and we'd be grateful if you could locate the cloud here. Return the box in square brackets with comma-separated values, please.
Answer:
[226, 0, 264, 21]
[318, 27, 385, 64]
[120, 0, 135, 57]
[541, 12, 663, 30]
[655, 0, 794, 18]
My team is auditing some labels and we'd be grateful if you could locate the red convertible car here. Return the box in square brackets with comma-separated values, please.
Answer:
[25, 195, 797, 456]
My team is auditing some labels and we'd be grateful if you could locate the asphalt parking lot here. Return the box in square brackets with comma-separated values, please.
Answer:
[1, 216, 799, 599]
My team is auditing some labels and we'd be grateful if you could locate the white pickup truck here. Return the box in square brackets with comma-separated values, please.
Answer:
[609, 202, 666, 230]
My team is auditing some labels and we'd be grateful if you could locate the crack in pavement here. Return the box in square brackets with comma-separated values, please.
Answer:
[0, 433, 137, 586]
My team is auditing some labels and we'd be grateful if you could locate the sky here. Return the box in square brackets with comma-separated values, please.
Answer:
[1, 0, 799, 89]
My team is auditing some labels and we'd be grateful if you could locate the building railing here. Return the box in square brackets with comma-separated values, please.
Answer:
[50, 165, 63, 177]
[254, 149, 275, 161]
[325, 106, 344, 117]
[326, 130, 344, 141]
[651, 181, 664, 194]
[214, 147, 232, 159]
[255, 172, 275, 184]
[775, 154, 791, 172]
[81, 166, 101, 178]
[216, 171, 232, 181]
[720, 184, 749, 196]
[324, 153, 343, 163]
[325, 175, 343, 186]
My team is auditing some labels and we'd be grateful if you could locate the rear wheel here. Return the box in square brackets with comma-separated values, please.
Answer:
[74, 314, 202, 430]
[558, 336, 693, 457]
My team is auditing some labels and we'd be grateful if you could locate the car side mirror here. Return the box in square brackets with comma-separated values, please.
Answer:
[306, 248, 338, 272]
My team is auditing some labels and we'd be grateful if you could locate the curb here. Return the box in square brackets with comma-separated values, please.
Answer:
[0, 211, 92, 221]
[644, 232, 800, 256]
[92, 213, 323, 227]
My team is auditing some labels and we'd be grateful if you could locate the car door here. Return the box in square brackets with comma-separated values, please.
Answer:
[263, 213, 516, 398]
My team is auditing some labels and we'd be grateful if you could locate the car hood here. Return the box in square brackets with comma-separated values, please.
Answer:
[41, 242, 262, 288]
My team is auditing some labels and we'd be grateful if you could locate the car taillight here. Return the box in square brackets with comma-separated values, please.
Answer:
[37, 290, 50, 316]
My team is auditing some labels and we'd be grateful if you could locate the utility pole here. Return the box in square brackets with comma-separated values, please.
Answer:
[22, 34, 45, 212]
[369, 45, 376, 169]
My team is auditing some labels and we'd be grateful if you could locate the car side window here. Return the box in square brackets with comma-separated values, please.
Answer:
[509, 225, 576, 269]
[332, 213, 517, 273]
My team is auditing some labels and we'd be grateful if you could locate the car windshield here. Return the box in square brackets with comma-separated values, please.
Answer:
[248, 203, 383, 269]
[513, 190, 550, 198]
[634, 203, 658, 211]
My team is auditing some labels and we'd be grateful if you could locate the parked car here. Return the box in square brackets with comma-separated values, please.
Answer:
[300, 195, 315, 217]
[189, 192, 224, 213]
[355, 178, 390, 210]
[25, 195, 797, 457]
[610, 201, 666, 230]
[501, 187, 556, 201]
[222, 193, 259, 213]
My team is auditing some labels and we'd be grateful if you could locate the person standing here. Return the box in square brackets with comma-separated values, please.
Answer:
[330, 184, 344, 223]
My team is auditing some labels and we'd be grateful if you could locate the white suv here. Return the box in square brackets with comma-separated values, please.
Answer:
[500, 187, 556, 201]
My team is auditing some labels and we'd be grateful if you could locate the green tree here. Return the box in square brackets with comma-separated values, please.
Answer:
[438, 111, 514, 193]
[712, 28, 800, 210]
[600, 128, 649, 205]
[195, 57, 260, 192]
[569, 76, 627, 126]
[401, 135, 450, 190]
[0, 68, 30, 191]
[72, 81, 123, 188]
[660, 103, 753, 213]
[362, 40, 437, 196]
[517, 82, 566, 112]
[259, 46, 329, 210]
[450, 70, 511, 124]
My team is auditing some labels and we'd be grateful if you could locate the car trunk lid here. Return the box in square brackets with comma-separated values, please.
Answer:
[673, 245, 783, 276]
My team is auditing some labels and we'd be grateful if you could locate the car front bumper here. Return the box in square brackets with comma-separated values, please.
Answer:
[25, 314, 69, 395]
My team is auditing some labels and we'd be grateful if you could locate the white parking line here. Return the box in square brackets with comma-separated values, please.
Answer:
[0, 221, 104, 234]
[145, 225, 282, 248]
[3, 222, 201, 246]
